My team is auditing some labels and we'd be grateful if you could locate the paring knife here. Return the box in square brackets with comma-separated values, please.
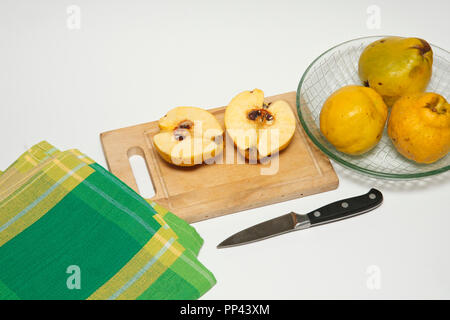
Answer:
[217, 188, 383, 249]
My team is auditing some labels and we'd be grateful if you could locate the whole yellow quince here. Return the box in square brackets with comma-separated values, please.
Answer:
[388, 92, 450, 164]
[358, 37, 433, 107]
[320, 85, 388, 155]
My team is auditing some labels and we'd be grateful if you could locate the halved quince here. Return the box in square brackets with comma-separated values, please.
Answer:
[224, 89, 296, 160]
[153, 107, 223, 166]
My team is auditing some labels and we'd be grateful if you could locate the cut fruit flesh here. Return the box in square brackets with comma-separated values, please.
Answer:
[153, 106, 223, 166]
[225, 89, 296, 160]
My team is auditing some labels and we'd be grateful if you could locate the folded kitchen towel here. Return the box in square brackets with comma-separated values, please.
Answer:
[0, 141, 215, 300]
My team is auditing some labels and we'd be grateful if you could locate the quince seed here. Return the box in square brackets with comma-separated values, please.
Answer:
[248, 110, 260, 120]
[178, 120, 193, 129]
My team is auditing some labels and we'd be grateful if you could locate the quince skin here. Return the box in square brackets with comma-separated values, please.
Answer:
[359, 37, 433, 107]
[388, 92, 450, 164]
[320, 85, 388, 155]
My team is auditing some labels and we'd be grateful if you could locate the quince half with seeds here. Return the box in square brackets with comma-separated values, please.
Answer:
[224, 89, 296, 160]
[153, 107, 223, 166]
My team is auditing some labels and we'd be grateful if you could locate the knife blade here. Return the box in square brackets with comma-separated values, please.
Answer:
[217, 188, 383, 249]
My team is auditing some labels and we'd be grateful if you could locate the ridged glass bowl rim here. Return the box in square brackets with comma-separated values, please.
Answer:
[296, 35, 450, 179]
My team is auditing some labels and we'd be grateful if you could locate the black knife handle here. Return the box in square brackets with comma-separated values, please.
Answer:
[307, 188, 383, 226]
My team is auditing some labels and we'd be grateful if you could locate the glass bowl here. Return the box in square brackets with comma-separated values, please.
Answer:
[296, 36, 450, 179]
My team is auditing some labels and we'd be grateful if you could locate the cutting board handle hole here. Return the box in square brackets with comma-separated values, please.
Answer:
[127, 147, 155, 199]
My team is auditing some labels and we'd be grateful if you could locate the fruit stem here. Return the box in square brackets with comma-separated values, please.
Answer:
[425, 96, 448, 114]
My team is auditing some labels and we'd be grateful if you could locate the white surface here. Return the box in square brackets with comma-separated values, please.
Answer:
[1, 0, 449, 299]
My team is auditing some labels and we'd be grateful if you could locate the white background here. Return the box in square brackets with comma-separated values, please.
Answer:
[0, 0, 449, 299]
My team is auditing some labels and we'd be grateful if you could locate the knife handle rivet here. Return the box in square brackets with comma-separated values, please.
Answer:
[341, 202, 349, 208]
[313, 211, 321, 217]
[369, 193, 376, 200]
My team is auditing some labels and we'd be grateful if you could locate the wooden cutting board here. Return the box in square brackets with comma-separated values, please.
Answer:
[100, 92, 338, 223]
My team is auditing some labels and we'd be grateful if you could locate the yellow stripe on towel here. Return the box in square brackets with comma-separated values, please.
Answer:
[88, 227, 185, 300]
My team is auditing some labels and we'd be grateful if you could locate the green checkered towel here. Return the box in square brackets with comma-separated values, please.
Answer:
[0, 141, 216, 300]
